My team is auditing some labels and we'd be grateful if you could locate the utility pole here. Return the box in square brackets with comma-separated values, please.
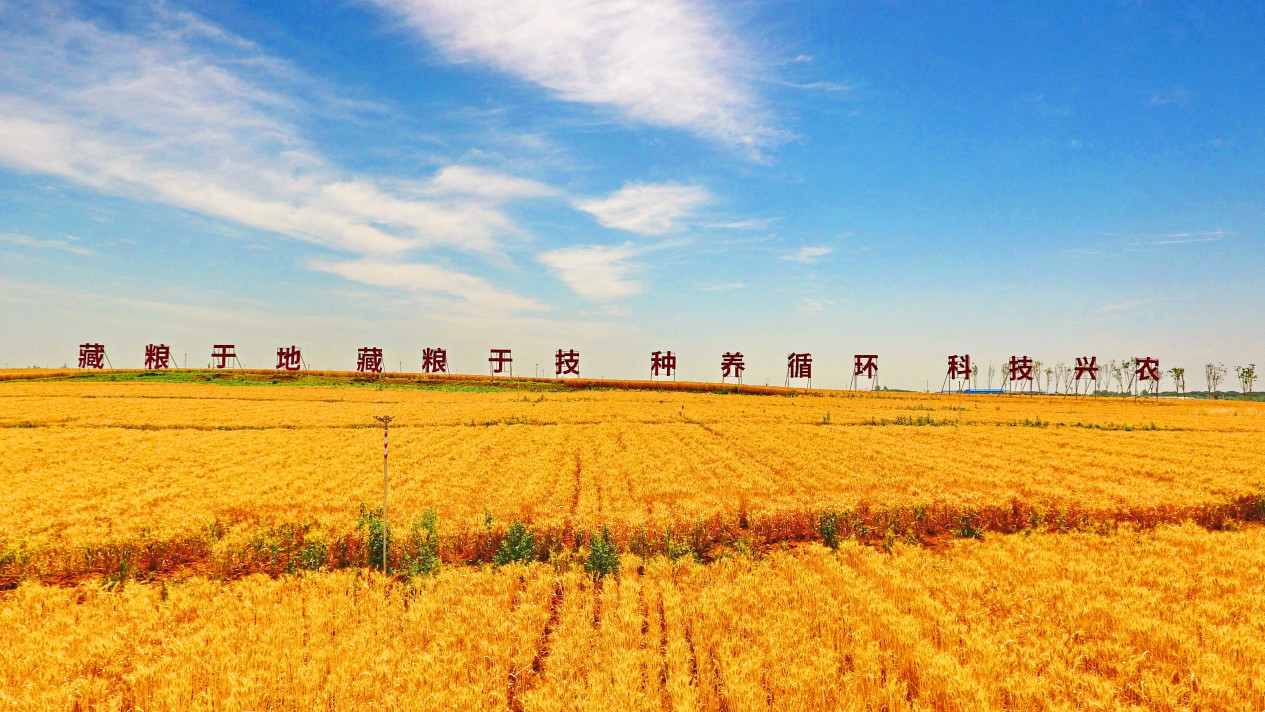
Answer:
[373, 414, 394, 575]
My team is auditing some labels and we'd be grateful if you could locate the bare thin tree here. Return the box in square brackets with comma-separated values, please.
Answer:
[1206, 362, 1226, 399]
[1236, 364, 1257, 396]
[1122, 358, 1138, 396]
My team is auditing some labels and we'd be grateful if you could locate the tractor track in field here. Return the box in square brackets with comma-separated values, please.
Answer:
[508, 580, 565, 712]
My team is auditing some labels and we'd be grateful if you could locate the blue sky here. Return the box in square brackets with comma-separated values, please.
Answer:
[0, 0, 1261, 388]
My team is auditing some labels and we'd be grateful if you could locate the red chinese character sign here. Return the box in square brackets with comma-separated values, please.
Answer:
[357, 347, 383, 373]
[211, 345, 238, 369]
[650, 351, 676, 379]
[1135, 356, 1160, 397]
[556, 349, 579, 377]
[944, 354, 971, 392]
[1007, 355, 1034, 394]
[78, 343, 106, 369]
[785, 352, 811, 387]
[721, 352, 744, 383]
[851, 354, 878, 390]
[144, 344, 172, 369]
[276, 346, 303, 371]
[422, 348, 448, 374]
[1073, 356, 1099, 396]
[488, 349, 512, 376]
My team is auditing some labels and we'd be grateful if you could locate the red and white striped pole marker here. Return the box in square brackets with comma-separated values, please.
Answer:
[373, 415, 394, 575]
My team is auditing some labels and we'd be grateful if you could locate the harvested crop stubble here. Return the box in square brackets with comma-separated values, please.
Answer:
[2, 524, 1262, 710]
[2, 382, 1264, 550]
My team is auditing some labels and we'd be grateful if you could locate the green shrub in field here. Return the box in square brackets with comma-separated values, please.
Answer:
[102, 548, 131, 591]
[663, 530, 696, 562]
[357, 504, 391, 570]
[954, 514, 983, 539]
[403, 508, 440, 577]
[819, 512, 840, 549]
[585, 527, 620, 579]
[493, 521, 536, 566]
[298, 539, 327, 571]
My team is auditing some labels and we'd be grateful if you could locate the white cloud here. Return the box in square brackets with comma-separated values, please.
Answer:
[1021, 93, 1071, 118]
[420, 165, 558, 200]
[777, 80, 853, 93]
[538, 243, 644, 300]
[309, 257, 547, 313]
[574, 182, 711, 235]
[1062, 247, 1100, 257]
[0, 232, 90, 255]
[1150, 86, 1190, 107]
[1094, 298, 1151, 314]
[782, 245, 832, 263]
[0, 5, 544, 258]
[1149, 231, 1225, 246]
[0, 276, 275, 331]
[1103, 230, 1230, 252]
[371, 0, 779, 150]
[800, 298, 831, 314]
[705, 217, 779, 230]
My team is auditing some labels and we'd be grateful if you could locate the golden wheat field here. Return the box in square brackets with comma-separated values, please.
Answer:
[2, 376, 1263, 550]
[4, 527, 1265, 710]
[3, 372, 1265, 711]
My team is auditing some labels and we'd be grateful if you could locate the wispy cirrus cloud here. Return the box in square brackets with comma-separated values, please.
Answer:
[574, 182, 711, 235]
[1093, 230, 1228, 254]
[1149, 86, 1190, 107]
[0, 232, 90, 255]
[309, 257, 547, 313]
[538, 243, 647, 300]
[1147, 231, 1225, 246]
[800, 297, 831, 314]
[782, 245, 832, 263]
[370, 0, 780, 151]
[699, 282, 745, 292]
[1094, 298, 1152, 314]
[1062, 247, 1100, 257]
[704, 217, 779, 230]
[0, 3, 548, 260]
[418, 165, 558, 200]
[776, 80, 853, 93]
